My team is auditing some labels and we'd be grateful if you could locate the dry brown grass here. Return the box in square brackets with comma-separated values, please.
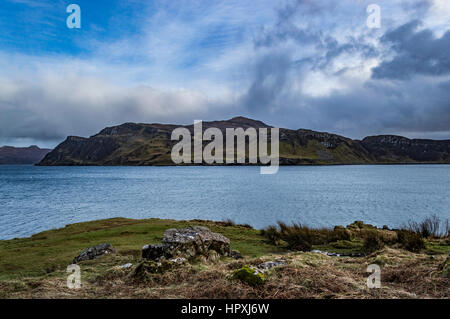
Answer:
[2, 248, 448, 299]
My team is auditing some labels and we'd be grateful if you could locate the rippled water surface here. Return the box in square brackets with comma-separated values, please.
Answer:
[0, 165, 449, 239]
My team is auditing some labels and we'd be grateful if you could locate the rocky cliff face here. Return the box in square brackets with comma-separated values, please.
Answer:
[38, 117, 450, 166]
[361, 135, 450, 163]
[0, 145, 51, 164]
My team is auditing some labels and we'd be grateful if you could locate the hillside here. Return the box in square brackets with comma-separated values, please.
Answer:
[0, 145, 51, 165]
[38, 117, 450, 166]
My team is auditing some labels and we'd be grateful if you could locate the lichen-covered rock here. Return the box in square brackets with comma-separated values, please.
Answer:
[230, 265, 267, 286]
[163, 226, 231, 257]
[142, 226, 231, 260]
[72, 243, 114, 264]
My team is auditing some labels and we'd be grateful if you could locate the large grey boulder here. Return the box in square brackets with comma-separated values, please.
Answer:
[72, 243, 114, 264]
[142, 226, 231, 260]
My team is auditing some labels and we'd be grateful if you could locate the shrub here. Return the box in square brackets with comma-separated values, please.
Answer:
[330, 226, 351, 242]
[405, 215, 449, 238]
[261, 223, 351, 250]
[396, 230, 425, 252]
[260, 225, 282, 246]
[222, 219, 236, 227]
[230, 265, 266, 287]
[278, 222, 313, 251]
[363, 231, 385, 253]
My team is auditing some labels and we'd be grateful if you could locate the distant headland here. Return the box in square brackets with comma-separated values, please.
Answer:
[0, 145, 51, 165]
[37, 117, 450, 166]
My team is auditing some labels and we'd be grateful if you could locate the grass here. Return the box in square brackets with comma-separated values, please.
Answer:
[314, 240, 364, 254]
[0, 217, 448, 299]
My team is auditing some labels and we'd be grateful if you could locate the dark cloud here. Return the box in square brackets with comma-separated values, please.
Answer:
[242, 53, 292, 113]
[0, 77, 238, 147]
[240, 2, 450, 139]
[242, 76, 450, 139]
[372, 20, 450, 79]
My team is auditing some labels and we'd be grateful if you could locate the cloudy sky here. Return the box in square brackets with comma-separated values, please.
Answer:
[0, 0, 449, 148]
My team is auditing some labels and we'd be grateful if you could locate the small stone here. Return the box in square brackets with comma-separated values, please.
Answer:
[72, 243, 114, 264]
[258, 260, 288, 270]
[120, 263, 133, 269]
[169, 257, 187, 265]
[231, 250, 243, 259]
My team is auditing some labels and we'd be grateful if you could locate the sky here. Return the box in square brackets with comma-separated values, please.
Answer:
[0, 0, 449, 148]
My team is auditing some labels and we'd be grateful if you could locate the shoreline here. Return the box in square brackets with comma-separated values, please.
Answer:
[34, 162, 450, 167]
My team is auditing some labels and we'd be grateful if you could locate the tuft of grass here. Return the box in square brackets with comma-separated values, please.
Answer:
[260, 225, 282, 246]
[278, 222, 313, 251]
[395, 230, 425, 253]
[261, 222, 353, 252]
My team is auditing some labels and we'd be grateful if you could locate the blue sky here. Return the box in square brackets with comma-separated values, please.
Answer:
[0, 0, 449, 147]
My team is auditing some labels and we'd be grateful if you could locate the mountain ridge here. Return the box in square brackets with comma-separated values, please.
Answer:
[38, 117, 450, 166]
[0, 145, 51, 165]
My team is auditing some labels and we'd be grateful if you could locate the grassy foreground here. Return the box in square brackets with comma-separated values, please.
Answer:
[0, 218, 448, 299]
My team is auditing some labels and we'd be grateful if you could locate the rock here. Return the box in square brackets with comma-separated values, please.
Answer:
[163, 226, 231, 257]
[120, 263, 133, 269]
[72, 243, 114, 264]
[311, 249, 365, 257]
[142, 226, 231, 260]
[258, 260, 287, 270]
[231, 250, 243, 259]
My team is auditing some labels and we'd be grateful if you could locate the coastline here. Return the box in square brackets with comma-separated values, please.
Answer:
[34, 162, 450, 167]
